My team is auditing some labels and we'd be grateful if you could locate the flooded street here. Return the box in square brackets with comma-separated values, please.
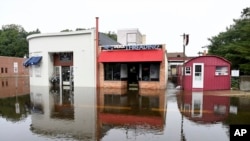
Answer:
[1, 78, 250, 141]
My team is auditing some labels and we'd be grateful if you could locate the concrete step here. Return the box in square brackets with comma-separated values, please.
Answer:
[128, 83, 138, 87]
[128, 87, 139, 91]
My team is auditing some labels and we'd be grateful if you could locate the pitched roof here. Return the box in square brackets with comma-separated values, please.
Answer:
[99, 33, 121, 46]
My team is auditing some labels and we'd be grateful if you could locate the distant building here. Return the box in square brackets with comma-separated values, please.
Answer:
[0, 56, 29, 77]
[167, 52, 187, 77]
[117, 28, 146, 45]
[0, 56, 29, 98]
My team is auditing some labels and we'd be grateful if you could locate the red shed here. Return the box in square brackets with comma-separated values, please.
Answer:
[180, 55, 231, 91]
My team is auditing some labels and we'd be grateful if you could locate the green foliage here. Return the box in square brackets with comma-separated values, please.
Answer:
[208, 7, 250, 75]
[231, 77, 239, 89]
[0, 24, 40, 57]
[60, 29, 73, 32]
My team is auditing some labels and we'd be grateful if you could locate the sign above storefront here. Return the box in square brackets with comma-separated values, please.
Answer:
[102, 44, 162, 51]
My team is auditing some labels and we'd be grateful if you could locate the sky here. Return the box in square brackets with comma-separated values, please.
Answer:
[0, 0, 249, 56]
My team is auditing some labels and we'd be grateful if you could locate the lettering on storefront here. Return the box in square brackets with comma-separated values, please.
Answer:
[102, 44, 162, 50]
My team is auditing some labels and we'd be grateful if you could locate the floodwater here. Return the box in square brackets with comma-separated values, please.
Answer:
[1, 77, 250, 141]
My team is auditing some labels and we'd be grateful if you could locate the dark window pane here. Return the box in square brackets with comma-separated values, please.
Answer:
[104, 63, 113, 80]
[195, 65, 201, 72]
[113, 63, 121, 80]
[150, 63, 160, 81]
[142, 63, 150, 81]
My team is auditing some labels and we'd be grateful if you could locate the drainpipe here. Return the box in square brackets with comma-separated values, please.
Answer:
[96, 17, 99, 87]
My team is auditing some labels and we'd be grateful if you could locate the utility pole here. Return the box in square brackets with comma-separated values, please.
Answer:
[181, 33, 189, 90]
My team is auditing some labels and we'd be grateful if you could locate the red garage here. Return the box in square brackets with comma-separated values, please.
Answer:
[180, 55, 231, 91]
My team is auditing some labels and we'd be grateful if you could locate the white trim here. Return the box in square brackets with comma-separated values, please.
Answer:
[192, 63, 204, 88]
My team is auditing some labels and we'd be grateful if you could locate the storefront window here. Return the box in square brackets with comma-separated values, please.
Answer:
[104, 63, 121, 80]
[150, 63, 160, 81]
[104, 63, 160, 81]
[141, 63, 160, 81]
[113, 63, 120, 80]
[141, 63, 150, 81]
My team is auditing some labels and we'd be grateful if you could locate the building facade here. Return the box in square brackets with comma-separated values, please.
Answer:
[179, 55, 231, 91]
[117, 28, 146, 45]
[98, 44, 168, 89]
[26, 29, 167, 89]
[26, 30, 97, 87]
[0, 56, 29, 98]
[0, 56, 29, 77]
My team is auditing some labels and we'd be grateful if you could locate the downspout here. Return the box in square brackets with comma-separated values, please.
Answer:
[95, 17, 100, 141]
[95, 17, 99, 87]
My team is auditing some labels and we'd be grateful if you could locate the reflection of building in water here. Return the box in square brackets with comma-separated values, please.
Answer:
[177, 91, 230, 123]
[0, 77, 29, 98]
[97, 88, 167, 139]
[29, 86, 97, 140]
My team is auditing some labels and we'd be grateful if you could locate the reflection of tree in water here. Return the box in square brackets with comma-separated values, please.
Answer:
[0, 94, 31, 122]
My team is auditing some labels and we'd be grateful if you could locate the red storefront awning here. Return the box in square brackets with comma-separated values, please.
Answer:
[98, 50, 163, 62]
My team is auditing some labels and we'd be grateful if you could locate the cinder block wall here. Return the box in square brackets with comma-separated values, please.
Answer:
[240, 76, 250, 91]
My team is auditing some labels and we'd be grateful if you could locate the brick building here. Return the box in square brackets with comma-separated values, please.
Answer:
[0, 56, 29, 98]
[98, 44, 167, 89]
[0, 56, 29, 77]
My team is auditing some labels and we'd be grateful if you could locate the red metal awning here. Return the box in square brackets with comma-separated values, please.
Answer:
[98, 50, 163, 62]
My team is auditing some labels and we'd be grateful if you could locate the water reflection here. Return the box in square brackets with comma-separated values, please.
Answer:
[1, 82, 250, 141]
[97, 88, 166, 140]
[29, 86, 166, 140]
[30, 86, 96, 140]
[177, 91, 230, 123]
[0, 77, 30, 122]
[176, 90, 250, 141]
[0, 77, 29, 98]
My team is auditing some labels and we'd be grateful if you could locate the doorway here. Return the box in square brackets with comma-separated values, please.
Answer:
[192, 63, 204, 88]
[127, 63, 139, 90]
[62, 66, 70, 86]
[128, 63, 139, 84]
[52, 66, 73, 88]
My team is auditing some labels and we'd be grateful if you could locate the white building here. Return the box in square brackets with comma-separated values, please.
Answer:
[117, 28, 146, 45]
[26, 29, 119, 87]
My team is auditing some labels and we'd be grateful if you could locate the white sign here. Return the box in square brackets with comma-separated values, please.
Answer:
[231, 70, 239, 77]
[13, 62, 18, 73]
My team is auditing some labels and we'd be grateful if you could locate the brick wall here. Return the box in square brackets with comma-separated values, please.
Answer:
[0, 56, 29, 77]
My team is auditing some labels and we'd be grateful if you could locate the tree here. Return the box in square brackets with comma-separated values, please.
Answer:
[60, 29, 73, 32]
[0, 24, 40, 57]
[0, 24, 28, 57]
[208, 7, 250, 74]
